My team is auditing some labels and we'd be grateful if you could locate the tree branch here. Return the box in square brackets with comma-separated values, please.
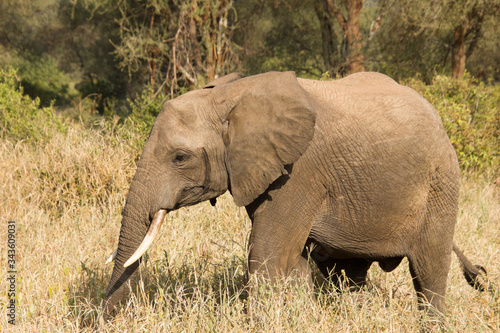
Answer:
[325, 0, 347, 31]
[369, 2, 386, 40]
[465, 7, 485, 59]
[178, 64, 198, 85]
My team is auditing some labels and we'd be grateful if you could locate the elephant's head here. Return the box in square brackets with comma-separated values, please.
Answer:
[103, 71, 316, 313]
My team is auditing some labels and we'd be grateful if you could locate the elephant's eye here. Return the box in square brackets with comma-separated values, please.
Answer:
[173, 153, 189, 164]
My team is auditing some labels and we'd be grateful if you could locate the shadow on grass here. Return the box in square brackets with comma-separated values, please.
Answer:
[140, 251, 249, 313]
[65, 252, 249, 328]
[66, 261, 110, 328]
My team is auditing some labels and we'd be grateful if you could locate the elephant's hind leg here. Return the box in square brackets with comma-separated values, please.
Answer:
[408, 250, 451, 315]
[407, 174, 458, 315]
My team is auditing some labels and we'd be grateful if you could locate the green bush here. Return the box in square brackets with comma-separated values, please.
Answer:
[126, 87, 166, 133]
[0, 67, 67, 142]
[15, 54, 76, 106]
[93, 85, 169, 160]
[405, 74, 499, 174]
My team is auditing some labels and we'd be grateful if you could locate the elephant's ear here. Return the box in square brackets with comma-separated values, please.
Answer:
[223, 71, 316, 206]
[204, 73, 245, 89]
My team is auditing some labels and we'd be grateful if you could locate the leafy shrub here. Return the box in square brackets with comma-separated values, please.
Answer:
[0, 67, 67, 142]
[126, 86, 166, 134]
[405, 74, 499, 174]
[109, 86, 169, 154]
[78, 85, 171, 164]
[15, 54, 75, 106]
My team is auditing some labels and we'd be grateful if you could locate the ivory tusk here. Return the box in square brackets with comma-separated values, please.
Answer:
[124, 209, 167, 268]
[105, 249, 117, 264]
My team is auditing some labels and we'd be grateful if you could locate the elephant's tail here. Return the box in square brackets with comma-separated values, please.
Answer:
[452, 242, 487, 291]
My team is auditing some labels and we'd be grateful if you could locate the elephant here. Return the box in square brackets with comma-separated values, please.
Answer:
[103, 71, 485, 318]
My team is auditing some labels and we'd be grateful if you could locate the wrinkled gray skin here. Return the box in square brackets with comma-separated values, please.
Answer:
[103, 71, 484, 317]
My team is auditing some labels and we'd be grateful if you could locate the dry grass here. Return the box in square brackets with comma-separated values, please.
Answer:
[1, 122, 499, 332]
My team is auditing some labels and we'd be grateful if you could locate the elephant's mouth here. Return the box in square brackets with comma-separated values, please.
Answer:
[105, 209, 167, 267]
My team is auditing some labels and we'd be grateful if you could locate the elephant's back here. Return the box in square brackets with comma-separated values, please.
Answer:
[299, 73, 446, 135]
[298, 73, 457, 171]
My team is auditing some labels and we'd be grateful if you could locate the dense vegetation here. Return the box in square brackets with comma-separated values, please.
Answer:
[0, 1, 498, 331]
[1, 0, 499, 107]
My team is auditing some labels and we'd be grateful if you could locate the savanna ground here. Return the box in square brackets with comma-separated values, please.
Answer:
[1, 71, 499, 331]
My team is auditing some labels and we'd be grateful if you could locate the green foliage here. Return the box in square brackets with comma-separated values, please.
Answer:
[2, 0, 498, 111]
[0, 67, 67, 142]
[467, 13, 500, 81]
[121, 87, 168, 152]
[0, 1, 75, 105]
[405, 74, 500, 173]
[235, 0, 326, 77]
[60, 0, 129, 114]
[127, 88, 166, 129]
[14, 54, 75, 106]
[91, 85, 170, 159]
[0, 0, 127, 112]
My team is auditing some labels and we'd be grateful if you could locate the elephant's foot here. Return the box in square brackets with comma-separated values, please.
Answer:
[246, 255, 315, 324]
[245, 258, 313, 327]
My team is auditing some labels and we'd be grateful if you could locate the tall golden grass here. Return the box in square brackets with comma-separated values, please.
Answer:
[1, 120, 498, 332]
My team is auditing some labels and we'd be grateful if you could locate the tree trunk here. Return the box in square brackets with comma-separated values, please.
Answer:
[324, 0, 365, 75]
[345, 0, 364, 74]
[206, 31, 216, 82]
[452, 20, 468, 79]
[189, 1, 203, 70]
[451, 2, 486, 79]
[315, 1, 338, 74]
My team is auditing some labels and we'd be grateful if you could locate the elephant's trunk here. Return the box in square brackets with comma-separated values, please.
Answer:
[105, 211, 167, 266]
[102, 184, 162, 316]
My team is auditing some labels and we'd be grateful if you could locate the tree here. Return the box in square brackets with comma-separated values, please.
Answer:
[0, 0, 73, 105]
[114, 0, 238, 97]
[323, 0, 365, 74]
[312, 0, 386, 75]
[450, 0, 491, 78]
[314, 0, 341, 75]
[0, 0, 128, 109]
[59, 0, 129, 112]
[233, 0, 326, 76]
[234, 0, 384, 77]
[368, 0, 499, 81]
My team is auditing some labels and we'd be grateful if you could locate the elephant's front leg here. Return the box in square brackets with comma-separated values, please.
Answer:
[245, 183, 319, 288]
